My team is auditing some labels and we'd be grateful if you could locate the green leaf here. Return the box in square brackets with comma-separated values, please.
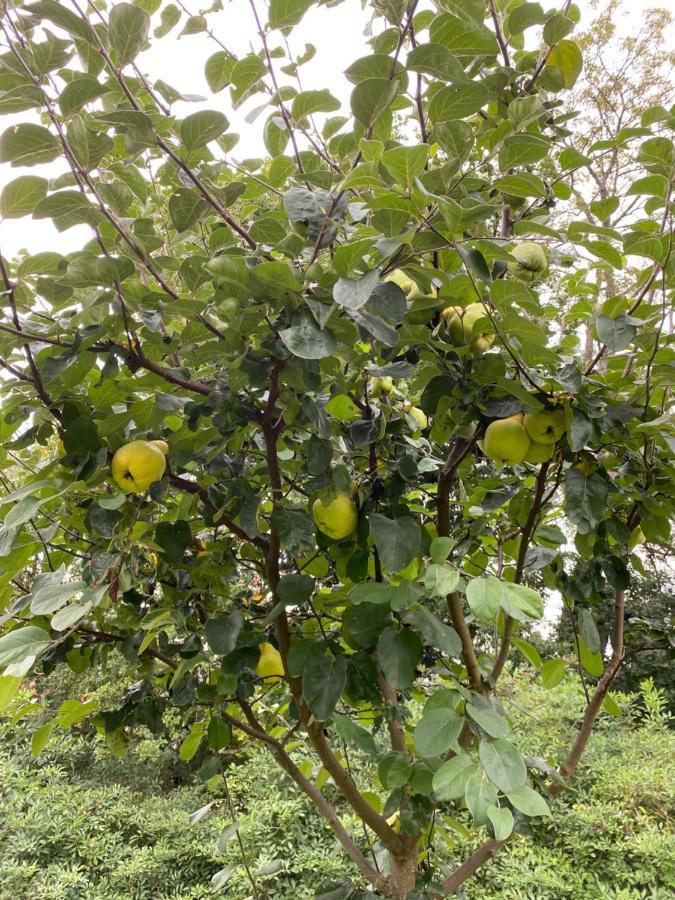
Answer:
[407, 43, 467, 82]
[268, 0, 313, 29]
[381, 144, 429, 185]
[0, 123, 60, 166]
[423, 563, 460, 598]
[506, 784, 551, 817]
[578, 608, 601, 654]
[302, 653, 347, 721]
[350, 77, 399, 127]
[0, 175, 47, 218]
[506, 2, 547, 34]
[67, 117, 113, 170]
[59, 77, 111, 117]
[376, 626, 422, 690]
[479, 738, 527, 792]
[109, 2, 150, 65]
[215, 821, 239, 853]
[433, 120, 474, 161]
[430, 14, 499, 57]
[0, 626, 50, 671]
[579, 636, 604, 677]
[565, 469, 609, 534]
[334, 713, 377, 755]
[155, 520, 192, 563]
[596, 315, 636, 352]
[280, 318, 337, 359]
[429, 537, 454, 564]
[378, 752, 412, 789]
[466, 700, 510, 738]
[465, 772, 498, 824]
[511, 637, 542, 669]
[546, 39, 583, 88]
[501, 583, 544, 622]
[0, 85, 45, 114]
[404, 607, 461, 658]
[180, 110, 229, 149]
[428, 83, 488, 123]
[154, 3, 181, 37]
[207, 716, 232, 751]
[169, 189, 210, 232]
[179, 722, 205, 761]
[277, 573, 315, 606]
[292, 90, 341, 119]
[31, 720, 56, 758]
[204, 611, 243, 656]
[487, 805, 514, 841]
[541, 657, 566, 689]
[205, 51, 236, 93]
[543, 14, 575, 46]
[368, 514, 420, 573]
[494, 174, 548, 199]
[466, 576, 503, 623]
[0, 674, 22, 711]
[499, 135, 550, 170]
[414, 708, 463, 757]
[432, 753, 477, 800]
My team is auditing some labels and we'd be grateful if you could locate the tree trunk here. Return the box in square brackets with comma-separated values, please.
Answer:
[388, 849, 418, 899]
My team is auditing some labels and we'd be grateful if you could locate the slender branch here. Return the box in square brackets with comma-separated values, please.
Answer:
[169, 473, 268, 549]
[248, 0, 310, 188]
[223, 702, 385, 889]
[488, 0, 511, 68]
[437, 430, 484, 692]
[0, 253, 65, 428]
[440, 838, 506, 894]
[71, 0, 258, 250]
[550, 589, 625, 793]
[524, 0, 574, 91]
[490, 461, 550, 684]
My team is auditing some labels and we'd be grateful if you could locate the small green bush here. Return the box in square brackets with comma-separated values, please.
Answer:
[1, 670, 673, 899]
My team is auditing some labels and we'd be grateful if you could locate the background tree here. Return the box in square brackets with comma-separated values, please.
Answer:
[0, 0, 673, 897]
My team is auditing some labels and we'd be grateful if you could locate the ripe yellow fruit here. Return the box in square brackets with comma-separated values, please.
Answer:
[148, 439, 169, 455]
[256, 642, 285, 682]
[403, 402, 428, 431]
[312, 491, 358, 540]
[111, 440, 167, 493]
[444, 302, 495, 354]
[483, 416, 531, 465]
[507, 242, 548, 283]
[523, 409, 566, 444]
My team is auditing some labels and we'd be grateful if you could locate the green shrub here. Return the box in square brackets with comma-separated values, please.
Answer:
[1, 672, 673, 899]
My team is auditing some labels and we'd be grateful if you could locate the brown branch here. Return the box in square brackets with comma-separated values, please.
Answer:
[71, 0, 258, 251]
[77, 627, 178, 669]
[436, 430, 484, 692]
[0, 253, 65, 428]
[169, 473, 268, 549]
[441, 837, 506, 894]
[490, 461, 550, 684]
[223, 702, 386, 889]
[524, 0, 574, 92]
[488, 0, 511, 68]
[248, 0, 310, 188]
[550, 588, 625, 793]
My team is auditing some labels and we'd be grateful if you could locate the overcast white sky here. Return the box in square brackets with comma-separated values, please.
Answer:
[0, 0, 673, 258]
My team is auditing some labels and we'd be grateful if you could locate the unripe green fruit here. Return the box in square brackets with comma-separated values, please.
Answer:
[369, 376, 393, 396]
[483, 416, 531, 465]
[507, 242, 548, 283]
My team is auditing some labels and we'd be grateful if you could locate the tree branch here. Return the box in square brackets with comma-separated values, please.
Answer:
[490, 461, 550, 684]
